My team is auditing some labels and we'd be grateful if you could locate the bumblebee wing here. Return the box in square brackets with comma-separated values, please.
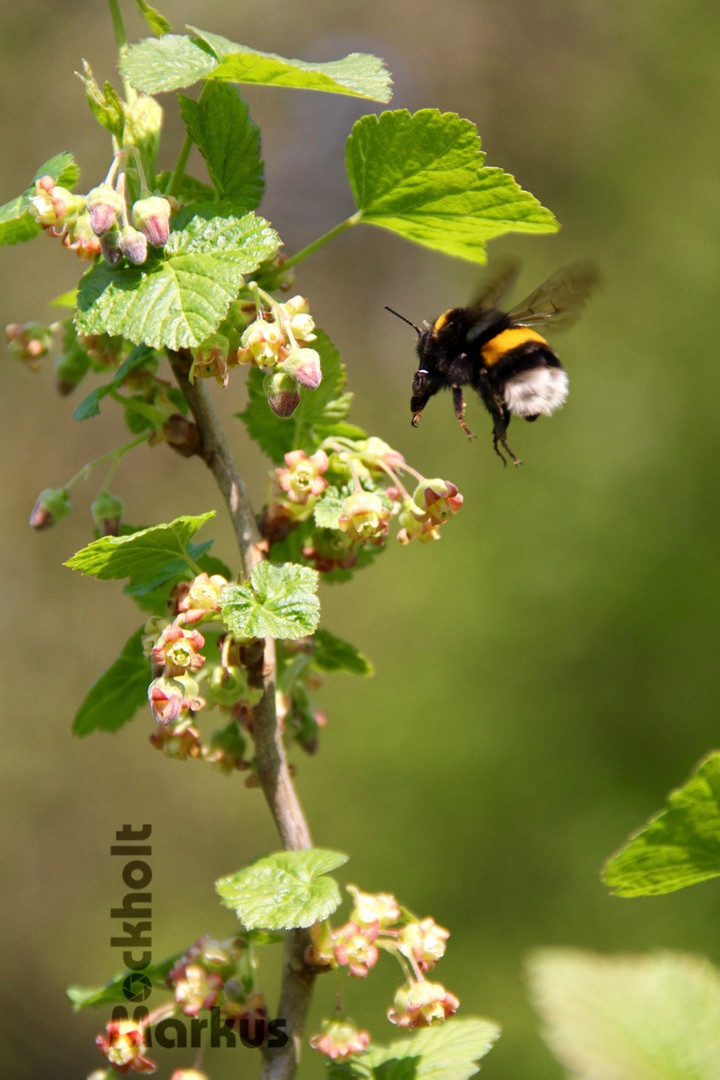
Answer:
[507, 260, 601, 331]
[466, 258, 522, 320]
[464, 258, 522, 341]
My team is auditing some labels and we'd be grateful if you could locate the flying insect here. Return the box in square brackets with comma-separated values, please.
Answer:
[388, 260, 600, 465]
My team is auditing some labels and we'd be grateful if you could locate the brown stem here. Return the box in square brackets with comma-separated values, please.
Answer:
[167, 351, 316, 1078]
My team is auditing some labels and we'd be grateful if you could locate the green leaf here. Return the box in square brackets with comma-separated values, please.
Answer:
[122, 30, 392, 102]
[238, 329, 357, 462]
[72, 628, 148, 736]
[134, 0, 172, 35]
[73, 345, 156, 421]
[603, 753, 720, 897]
[220, 562, 320, 641]
[216, 849, 348, 930]
[330, 1018, 501, 1080]
[121, 33, 218, 92]
[68, 952, 182, 1011]
[312, 629, 373, 676]
[79, 62, 125, 140]
[313, 490, 344, 531]
[528, 948, 720, 1080]
[156, 170, 215, 204]
[179, 84, 264, 208]
[0, 152, 79, 247]
[75, 205, 279, 350]
[65, 512, 215, 585]
[346, 110, 558, 263]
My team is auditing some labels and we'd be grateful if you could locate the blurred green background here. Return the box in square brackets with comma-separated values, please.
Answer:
[2, 1, 720, 1077]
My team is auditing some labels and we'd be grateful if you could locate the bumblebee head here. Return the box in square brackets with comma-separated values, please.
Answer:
[410, 365, 444, 426]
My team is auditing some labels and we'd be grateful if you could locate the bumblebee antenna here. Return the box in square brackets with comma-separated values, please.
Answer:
[385, 305, 421, 336]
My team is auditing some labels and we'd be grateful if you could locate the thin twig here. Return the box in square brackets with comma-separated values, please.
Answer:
[167, 351, 316, 1079]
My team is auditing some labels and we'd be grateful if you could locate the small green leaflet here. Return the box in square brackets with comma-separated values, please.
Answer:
[79, 62, 125, 141]
[75, 206, 279, 350]
[68, 952, 182, 1011]
[312, 629, 373, 676]
[220, 562, 320, 641]
[329, 1019, 501, 1080]
[65, 512, 215, 586]
[73, 345, 156, 421]
[346, 110, 558, 263]
[238, 329, 359, 463]
[528, 948, 720, 1080]
[216, 849, 348, 930]
[134, 0, 172, 36]
[121, 29, 392, 102]
[603, 752, 720, 897]
[72, 627, 149, 736]
[179, 84, 264, 208]
[0, 152, 79, 247]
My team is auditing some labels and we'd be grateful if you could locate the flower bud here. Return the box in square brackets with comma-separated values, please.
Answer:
[100, 227, 123, 267]
[118, 225, 148, 265]
[163, 414, 203, 458]
[61, 211, 103, 260]
[281, 346, 322, 390]
[90, 490, 124, 536]
[132, 195, 172, 247]
[264, 370, 300, 417]
[29, 487, 71, 530]
[192, 333, 231, 386]
[5, 321, 53, 366]
[53, 340, 91, 395]
[29, 176, 84, 226]
[85, 183, 125, 236]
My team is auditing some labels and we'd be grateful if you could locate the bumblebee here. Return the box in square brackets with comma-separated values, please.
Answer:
[389, 260, 600, 465]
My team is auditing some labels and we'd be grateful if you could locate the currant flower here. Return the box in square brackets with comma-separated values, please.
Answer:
[347, 884, 401, 928]
[338, 491, 391, 545]
[332, 921, 380, 977]
[310, 1017, 371, 1061]
[387, 979, 459, 1029]
[95, 1017, 156, 1074]
[397, 917, 450, 972]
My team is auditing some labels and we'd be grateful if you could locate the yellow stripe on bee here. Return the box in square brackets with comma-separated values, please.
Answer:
[433, 310, 453, 332]
[481, 327, 549, 367]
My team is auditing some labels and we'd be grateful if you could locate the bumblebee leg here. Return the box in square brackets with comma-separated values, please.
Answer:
[452, 386, 475, 439]
[490, 401, 522, 467]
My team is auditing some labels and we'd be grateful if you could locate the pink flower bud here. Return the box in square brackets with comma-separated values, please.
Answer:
[281, 346, 322, 390]
[119, 225, 148, 265]
[85, 183, 125, 236]
[100, 228, 123, 267]
[90, 490, 124, 536]
[132, 194, 172, 247]
[29, 487, 71, 530]
[264, 370, 300, 417]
